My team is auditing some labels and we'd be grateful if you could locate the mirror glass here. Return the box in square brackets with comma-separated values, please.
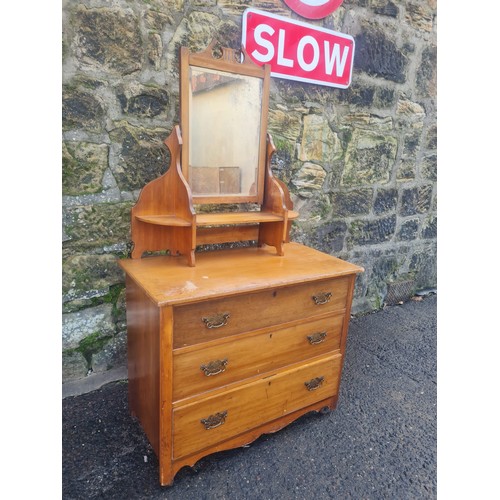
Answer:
[188, 66, 263, 198]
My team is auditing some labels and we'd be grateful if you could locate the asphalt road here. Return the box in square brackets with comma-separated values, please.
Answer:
[62, 294, 437, 499]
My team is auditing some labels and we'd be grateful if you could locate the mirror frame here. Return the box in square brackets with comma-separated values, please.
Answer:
[180, 40, 270, 205]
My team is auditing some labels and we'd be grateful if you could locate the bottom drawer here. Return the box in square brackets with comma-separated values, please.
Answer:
[172, 354, 341, 459]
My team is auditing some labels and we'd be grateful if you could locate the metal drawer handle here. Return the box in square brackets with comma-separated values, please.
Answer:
[201, 410, 228, 430]
[200, 358, 228, 376]
[202, 312, 230, 329]
[307, 331, 327, 345]
[304, 376, 325, 391]
[312, 292, 332, 305]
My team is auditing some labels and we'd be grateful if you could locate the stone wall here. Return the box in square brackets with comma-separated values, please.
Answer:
[62, 0, 437, 385]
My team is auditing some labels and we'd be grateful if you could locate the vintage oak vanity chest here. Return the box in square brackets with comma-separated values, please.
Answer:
[118, 42, 363, 485]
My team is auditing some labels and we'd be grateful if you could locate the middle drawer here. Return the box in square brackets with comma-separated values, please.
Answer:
[172, 314, 344, 401]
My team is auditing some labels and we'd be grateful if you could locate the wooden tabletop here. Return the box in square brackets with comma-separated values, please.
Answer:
[118, 242, 364, 306]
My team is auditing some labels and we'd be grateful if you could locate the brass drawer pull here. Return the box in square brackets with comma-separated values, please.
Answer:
[202, 312, 230, 329]
[304, 376, 325, 391]
[312, 292, 332, 305]
[200, 358, 228, 376]
[201, 410, 228, 430]
[307, 331, 327, 345]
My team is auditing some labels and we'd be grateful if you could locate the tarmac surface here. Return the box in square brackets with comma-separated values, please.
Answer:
[62, 294, 437, 499]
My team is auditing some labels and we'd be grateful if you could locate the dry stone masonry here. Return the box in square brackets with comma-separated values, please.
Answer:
[62, 0, 437, 384]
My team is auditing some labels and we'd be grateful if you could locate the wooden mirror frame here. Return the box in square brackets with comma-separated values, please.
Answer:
[180, 40, 270, 205]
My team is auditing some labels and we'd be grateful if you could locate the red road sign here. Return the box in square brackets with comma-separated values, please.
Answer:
[283, 0, 344, 20]
[242, 8, 354, 89]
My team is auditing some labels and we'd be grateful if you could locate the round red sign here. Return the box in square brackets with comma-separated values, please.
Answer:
[283, 0, 344, 20]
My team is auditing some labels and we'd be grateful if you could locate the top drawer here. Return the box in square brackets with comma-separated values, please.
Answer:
[173, 276, 350, 348]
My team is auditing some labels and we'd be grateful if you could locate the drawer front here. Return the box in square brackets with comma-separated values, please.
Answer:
[173, 277, 350, 348]
[172, 354, 341, 459]
[173, 314, 344, 401]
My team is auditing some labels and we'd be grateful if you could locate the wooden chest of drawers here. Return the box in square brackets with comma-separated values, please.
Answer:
[119, 242, 363, 485]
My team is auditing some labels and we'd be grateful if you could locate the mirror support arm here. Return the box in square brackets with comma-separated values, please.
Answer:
[131, 125, 197, 266]
[258, 133, 294, 254]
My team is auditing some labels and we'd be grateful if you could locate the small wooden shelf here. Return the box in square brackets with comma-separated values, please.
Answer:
[130, 126, 298, 266]
[135, 215, 192, 227]
[137, 211, 299, 228]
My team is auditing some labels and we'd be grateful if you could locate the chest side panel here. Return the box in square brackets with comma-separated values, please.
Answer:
[125, 276, 161, 456]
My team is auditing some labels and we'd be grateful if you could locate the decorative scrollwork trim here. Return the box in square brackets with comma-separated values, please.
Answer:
[312, 292, 332, 305]
[200, 358, 228, 376]
[202, 312, 230, 329]
[304, 376, 325, 391]
[200, 410, 228, 430]
[307, 331, 327, 345]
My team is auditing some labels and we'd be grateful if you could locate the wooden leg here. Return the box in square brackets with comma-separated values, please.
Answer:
[130, 243, 144, 259]
[159, 463, 175, 487]
[258, 221, 286, 256]
[275, 241, 284, 256]
[186, 250, 195, 267]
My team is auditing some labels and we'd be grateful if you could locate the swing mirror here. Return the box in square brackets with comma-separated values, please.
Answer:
[180, 41, 270, 204]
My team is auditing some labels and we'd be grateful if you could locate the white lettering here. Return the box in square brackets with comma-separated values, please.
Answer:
[277, 29, 294, 67]
[297, 36, 320, 72]
[251, 24, 275, 63]
[324, 41, 350, 77]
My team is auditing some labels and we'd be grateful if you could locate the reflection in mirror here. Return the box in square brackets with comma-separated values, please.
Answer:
[188, 67, 263, 198]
